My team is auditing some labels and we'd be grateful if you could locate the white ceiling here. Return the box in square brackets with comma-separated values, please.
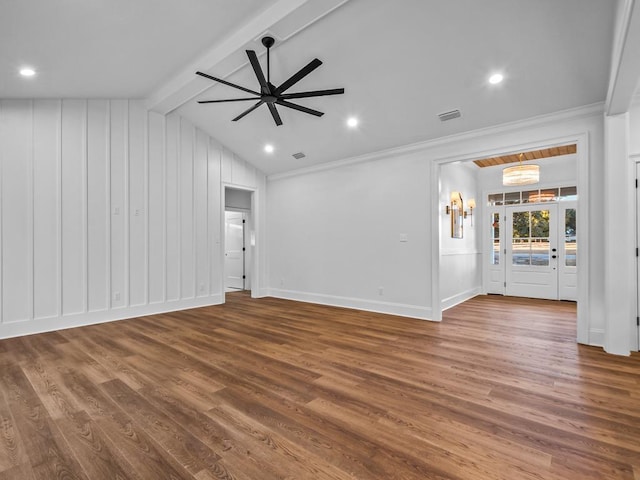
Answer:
[0, 0, 279, 97]
[1, 0, 618, 175]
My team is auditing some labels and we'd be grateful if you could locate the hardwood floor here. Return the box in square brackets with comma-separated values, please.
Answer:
[0, 293, 638, 479]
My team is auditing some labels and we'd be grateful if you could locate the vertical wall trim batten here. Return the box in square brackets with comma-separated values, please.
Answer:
[0, 102, 3, 324]
[106, 101, 112, 310]
[82, 100, 89, 313]
[162, 115, 167, 302]
[192, 126, 197, 296]
[57, 100, 64, 316]
[0, 100, 4, 325]
[124, 101, 130, 306]
[177, 116, 182, 300]
[205, 134, 210, 298]
[29, 100, 35, 321]
[144, 108, 149, 305]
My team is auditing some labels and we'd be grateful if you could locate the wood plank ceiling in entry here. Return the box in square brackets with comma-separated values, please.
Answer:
[473, 144, 577, 168]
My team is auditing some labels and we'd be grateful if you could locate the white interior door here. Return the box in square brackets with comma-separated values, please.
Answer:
[224, 211, 245, 290]
[505, 204, 558, 299]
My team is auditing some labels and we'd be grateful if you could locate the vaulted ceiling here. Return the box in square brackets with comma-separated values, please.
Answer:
[1, 0, 622, 175]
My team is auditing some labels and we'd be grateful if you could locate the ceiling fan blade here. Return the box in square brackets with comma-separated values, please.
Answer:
[198, 97, 260, 104]
[196, 71, 260, 96]
[275, 58, 323, 94]
[267, 103, 283, 126]
[276, 99, 324, 117]
[232, 100, 264, 122]
[281, 88, 345, 99]
[246, 50, 269, 94]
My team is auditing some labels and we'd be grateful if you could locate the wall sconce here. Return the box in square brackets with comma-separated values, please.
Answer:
[466, 199, 476, 226]
[450, 192, 463, 238]
[445, 192, 461, 215]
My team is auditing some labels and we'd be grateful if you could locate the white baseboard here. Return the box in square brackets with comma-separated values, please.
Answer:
[588, 328, 604, 347]
[251, 288, 271, 298]
[0, 294, 224, 340]
[441, 287, 482, 311]
[267, 288, 434, 321]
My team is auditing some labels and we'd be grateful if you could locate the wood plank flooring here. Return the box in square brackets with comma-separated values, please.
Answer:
[0, 293, 638, 479]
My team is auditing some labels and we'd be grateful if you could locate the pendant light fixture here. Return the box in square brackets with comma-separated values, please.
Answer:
[502, 153, 540, 186]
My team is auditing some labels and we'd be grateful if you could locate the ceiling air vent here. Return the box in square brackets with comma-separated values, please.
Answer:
[292, 152, 306, 160]
[438, 109, 461, 122]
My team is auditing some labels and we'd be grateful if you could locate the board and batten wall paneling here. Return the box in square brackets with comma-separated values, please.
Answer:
[180, 118, 195, 300]
[87, 100, 110, 313]
[129, 100, 147, 307]
[165, 113, 180, 302]
[1, 100, 33, 323]
[148, 111, 166, 304]
[110, 99, 128, 308]
[33, 100, 61, 320]
[195, 129, 209, 297]
[61, 99, 87, 316]
[208, 138, 222, 295]
[0, 99, 264, 339]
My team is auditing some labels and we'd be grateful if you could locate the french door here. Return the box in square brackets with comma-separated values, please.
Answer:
[486, 201, 577, 300]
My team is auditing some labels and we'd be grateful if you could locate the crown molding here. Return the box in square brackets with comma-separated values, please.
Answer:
[268, 102, 604, 181]
[606, 0, 640, 115]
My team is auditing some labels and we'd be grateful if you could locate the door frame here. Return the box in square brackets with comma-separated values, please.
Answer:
[431, 132, 590, 344]
[221, 184, 262, 302]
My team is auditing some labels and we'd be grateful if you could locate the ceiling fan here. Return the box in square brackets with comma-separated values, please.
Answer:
[196, 36, 344, 126]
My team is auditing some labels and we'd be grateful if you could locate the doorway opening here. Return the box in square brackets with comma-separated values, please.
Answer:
[224, 187, 253, 294]
[432, 133, 589, 344]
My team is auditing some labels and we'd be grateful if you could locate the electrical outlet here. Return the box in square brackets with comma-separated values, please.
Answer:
[280, 278, 284, 287]
[378, 287, 384, 296]
[113, 291, 120, 301]
[199, 283, 205, 293]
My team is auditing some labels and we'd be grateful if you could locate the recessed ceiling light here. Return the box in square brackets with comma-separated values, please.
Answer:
[264, 144, 274, 153]
[347, 117, 359, 128]
[489, 73, 504, 85]
[19, 67, 36, 77]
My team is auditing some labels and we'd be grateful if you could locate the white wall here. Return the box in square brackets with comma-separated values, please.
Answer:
[0, 99, 265, 339]
[630, 100, 640, 155]
[267, 151, 433, 319]
[439, 162, 481, 309]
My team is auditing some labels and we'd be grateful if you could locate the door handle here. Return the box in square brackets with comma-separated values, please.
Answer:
[551, 248, 557, 252]
[551, 255, 557, 259]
